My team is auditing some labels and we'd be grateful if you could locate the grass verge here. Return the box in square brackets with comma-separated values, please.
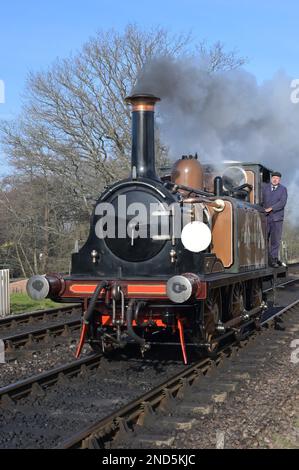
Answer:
[10, 293, 61, 314]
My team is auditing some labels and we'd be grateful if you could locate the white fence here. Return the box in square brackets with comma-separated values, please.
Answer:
[0, 269, 10, 317]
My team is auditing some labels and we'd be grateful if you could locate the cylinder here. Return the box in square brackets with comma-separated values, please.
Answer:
[125, 94, 160, 180]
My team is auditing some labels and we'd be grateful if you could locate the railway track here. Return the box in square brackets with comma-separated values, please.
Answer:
[0, 305, 82, 352]
[1, 318, 81, 351]
[59, 351, 232, 449]
[1, 295, 298, 449]
[264, 276, 299, 293]
[0, 305, 82, 332]
[58, 299, 299, 449]
[0, 354, 102, 405]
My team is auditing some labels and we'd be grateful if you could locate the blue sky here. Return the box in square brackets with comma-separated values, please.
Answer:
[0, 0, 298, 130]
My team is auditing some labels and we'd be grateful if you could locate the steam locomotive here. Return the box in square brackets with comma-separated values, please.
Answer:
[27, 94, 286, 363]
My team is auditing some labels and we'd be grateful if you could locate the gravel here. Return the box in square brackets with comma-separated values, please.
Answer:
[0, 355, 185, 449]
[126, 305, 299, 450]
[171, 319, 299, 449]
[0, 337, 86, 388]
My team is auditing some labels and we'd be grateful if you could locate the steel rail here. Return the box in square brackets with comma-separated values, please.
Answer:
[263, 277, 299, 293]
[57, 353, 229, 449]
[0, 354, 102, 404]
[0, 305, 82, 330]
[1, 318, 81, 349]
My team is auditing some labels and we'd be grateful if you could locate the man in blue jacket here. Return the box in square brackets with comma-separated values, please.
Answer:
[262, 171, 288, 267]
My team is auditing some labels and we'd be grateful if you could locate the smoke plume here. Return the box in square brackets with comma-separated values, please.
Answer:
[133, 57, 299, 222]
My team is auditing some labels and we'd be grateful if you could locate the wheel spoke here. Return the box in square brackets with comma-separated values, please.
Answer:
[203, 289, 221, 351]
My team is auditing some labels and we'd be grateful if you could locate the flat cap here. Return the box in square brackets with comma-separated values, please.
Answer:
[272, 171, 282, 177]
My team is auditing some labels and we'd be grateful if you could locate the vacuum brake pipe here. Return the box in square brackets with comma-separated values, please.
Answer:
[126, 299, 146, 347]
[75, 280, 108, 358]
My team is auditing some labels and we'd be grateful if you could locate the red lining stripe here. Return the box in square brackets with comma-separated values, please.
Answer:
[101, 315, 166, 327]
[70, 284, 102, 294]
[127, 284, 166, 295]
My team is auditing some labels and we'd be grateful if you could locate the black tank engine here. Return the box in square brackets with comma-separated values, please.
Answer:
[27, 93, 286, 363]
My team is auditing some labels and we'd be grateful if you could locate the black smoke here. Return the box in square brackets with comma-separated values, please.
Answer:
[133, 57, 299, 222]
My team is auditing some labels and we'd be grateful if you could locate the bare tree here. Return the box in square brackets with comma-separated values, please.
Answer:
[0, 174, 85, 276]
[197, 40, 246, 72]
[0, 24, 247, 274]
[1, 25, 245, 206]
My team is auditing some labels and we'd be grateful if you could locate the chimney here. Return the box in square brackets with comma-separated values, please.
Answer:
[125, 93, 160, 180]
